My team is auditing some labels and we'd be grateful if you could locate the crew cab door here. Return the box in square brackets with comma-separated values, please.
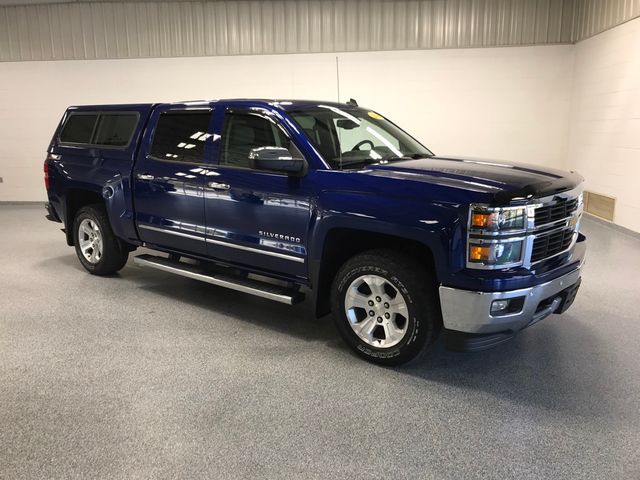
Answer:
[203, 108, 311, 278]
[133, 105, 214, 255]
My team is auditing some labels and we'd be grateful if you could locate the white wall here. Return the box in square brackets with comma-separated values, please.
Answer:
[339, 47, 574, 166]
[0, 44, 574, 202]
[567, 16, 640, 233]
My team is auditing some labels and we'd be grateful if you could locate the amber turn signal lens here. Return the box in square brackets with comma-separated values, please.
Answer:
[469, 245, 491, 261]
[471, 212, 491, 228]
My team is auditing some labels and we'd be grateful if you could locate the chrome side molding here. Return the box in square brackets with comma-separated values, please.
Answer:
[137, 223, 305, 263]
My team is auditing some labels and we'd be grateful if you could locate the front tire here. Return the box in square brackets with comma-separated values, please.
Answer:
[331, 249, 441, 366]
[73, 205, 129, 276]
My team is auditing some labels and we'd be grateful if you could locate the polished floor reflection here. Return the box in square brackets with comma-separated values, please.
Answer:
[1, 205, 638, 479]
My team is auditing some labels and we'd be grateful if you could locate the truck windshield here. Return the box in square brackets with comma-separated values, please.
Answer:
[288, 106, 432, 170]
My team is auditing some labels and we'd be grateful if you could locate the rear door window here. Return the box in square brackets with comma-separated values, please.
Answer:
[93, 113, 139, 147]
[59, 114, 98, 144]
[149, 110, 212, 163]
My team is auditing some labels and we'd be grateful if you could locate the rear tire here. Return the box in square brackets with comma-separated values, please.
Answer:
[331, 249, 441, 366]
[73, 204, 129, 276]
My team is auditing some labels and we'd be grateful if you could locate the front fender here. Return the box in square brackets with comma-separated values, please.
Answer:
[306, 190, 464, 318]
[310, 190, 464, 280]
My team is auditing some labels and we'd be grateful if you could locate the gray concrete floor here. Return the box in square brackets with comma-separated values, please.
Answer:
[1, 204, 639, 480]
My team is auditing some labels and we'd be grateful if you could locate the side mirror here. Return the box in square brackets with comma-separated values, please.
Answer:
[249, 147, 306, 176]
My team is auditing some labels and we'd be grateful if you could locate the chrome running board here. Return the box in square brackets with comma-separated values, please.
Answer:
[133, 254, 304, 305]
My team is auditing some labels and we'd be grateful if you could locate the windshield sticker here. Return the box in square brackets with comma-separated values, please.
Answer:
[367, 111, 384, 120]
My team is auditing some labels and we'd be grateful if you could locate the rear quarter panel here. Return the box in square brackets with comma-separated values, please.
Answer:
[47, 105, 154, 243]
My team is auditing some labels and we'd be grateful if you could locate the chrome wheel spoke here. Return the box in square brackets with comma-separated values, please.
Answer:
[352, 317, 376, 338]
[383, 322, 404, 345]
[80, 224, 92, 238]
[94, 243, 102, 261]
[346, 290, 371, 310]
[388, 296, 408, 315]
[365, 276, 387, 298]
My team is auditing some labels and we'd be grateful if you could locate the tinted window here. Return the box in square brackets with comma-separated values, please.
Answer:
[59, 114, 98, 144]
[220, 112, 292, 168]
[150, 111, 212, 163]
[94, 113, 138, 147]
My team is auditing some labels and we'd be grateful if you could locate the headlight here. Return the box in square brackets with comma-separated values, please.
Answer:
[470, 206, 526, 232]
[467, 205, 528, 269]
[468, 239, 524, 266]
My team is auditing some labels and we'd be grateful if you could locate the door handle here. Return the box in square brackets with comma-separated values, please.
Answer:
[137, 173, 155, 181]
[208, 182, 230, 191]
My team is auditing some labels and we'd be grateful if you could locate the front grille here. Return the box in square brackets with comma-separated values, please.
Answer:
[534, 197, 579, 226]
[531, 228, 574, 263]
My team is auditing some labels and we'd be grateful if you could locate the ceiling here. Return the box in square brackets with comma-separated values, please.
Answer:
[1, 0, 638, 62]
[0, 0, 213, 4]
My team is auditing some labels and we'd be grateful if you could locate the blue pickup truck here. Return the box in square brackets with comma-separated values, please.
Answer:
[44, 99, 586, 365]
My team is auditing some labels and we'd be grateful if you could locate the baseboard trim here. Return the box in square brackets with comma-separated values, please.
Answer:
[583, 213, 640, 239]
[0, 201, 45, 205]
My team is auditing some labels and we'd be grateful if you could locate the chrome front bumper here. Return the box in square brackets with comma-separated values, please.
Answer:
[439, 263, 584, 335]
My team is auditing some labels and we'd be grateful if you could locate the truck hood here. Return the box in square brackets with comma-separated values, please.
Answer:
[366, 155, 583, 203]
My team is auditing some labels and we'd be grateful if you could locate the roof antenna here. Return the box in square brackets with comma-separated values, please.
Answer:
[346, 98, 358, 107]
[335, 56, 340, 103]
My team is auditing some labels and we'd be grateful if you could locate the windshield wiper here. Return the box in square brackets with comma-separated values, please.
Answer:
[335, 153, 432, 169]
[335, 159, 375, 168]
[384, 153, 433, 161]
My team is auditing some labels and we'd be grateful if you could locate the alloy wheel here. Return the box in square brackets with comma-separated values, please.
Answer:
[78, 218, 103, 264]
[344, 274, 409, 348]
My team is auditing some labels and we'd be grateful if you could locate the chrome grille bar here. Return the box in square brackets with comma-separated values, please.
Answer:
[523, 186, 583, 268]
